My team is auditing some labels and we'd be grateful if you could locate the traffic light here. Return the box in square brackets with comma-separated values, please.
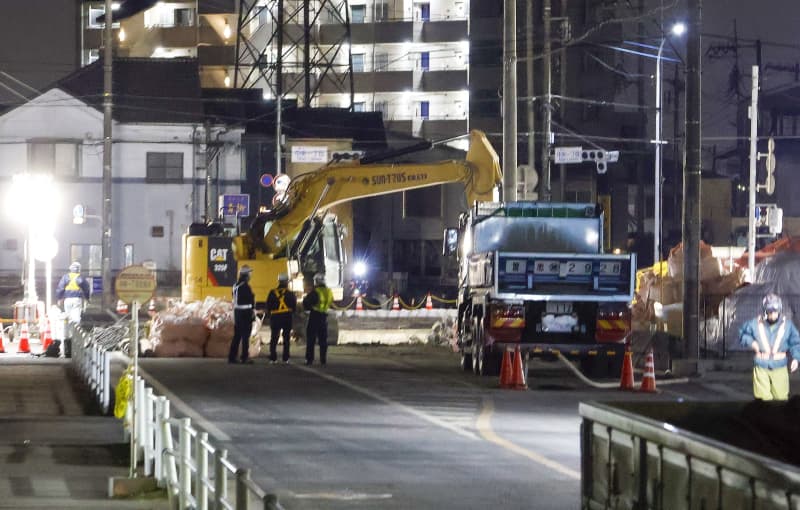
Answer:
[582, 150, 606, 174]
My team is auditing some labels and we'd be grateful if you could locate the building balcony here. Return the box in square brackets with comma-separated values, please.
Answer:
[420, 70, 467, 92]
[385, 119, 413, 134]
[420, 119, 468, 139]
[419, 20, 467, 42]
[352, 72, 413, 94]
[198, 45, 236, 67]
[199, 0, 235, 14]
[347, 22, 413, 45]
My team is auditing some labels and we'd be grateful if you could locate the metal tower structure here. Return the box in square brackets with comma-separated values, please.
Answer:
[234, 0, 354, 108]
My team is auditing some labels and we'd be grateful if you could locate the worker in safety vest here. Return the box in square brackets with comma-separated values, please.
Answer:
[55, 261, 91, 325]
[739, 293, 800, 400]
[228, 265, 255, 364]
[302, 273, 333, 366]
[266, 273, 297, 364]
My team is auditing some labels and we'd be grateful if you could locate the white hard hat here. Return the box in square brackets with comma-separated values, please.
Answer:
[69, 261, 81, 272]
[239, 265, 253, 276]
[278, 273, 289, 283]
[313, 273, 325, 285]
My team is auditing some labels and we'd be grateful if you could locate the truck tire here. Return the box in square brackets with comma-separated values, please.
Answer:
[471, 318, 482, 375]
[460, 351, 473, 372]
[458, 319, 472, 371]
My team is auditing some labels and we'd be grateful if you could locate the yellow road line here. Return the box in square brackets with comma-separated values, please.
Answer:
[476, 397, 580, 480]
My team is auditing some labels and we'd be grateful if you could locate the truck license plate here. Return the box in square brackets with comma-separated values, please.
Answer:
[546, 302, 573, 314]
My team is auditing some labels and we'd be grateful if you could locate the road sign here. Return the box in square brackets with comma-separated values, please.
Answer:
[218, 194, 250, 217]
[274, 174, 291, 192]
[115, 265, 156, 306]
[260, 174, 274, 188]
[554, 146, 583, 164]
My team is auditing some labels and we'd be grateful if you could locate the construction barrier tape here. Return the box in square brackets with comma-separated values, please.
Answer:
[332, 293, 456, 311]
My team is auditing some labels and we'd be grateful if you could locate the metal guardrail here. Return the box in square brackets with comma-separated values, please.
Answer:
[71, 324, 281, 510]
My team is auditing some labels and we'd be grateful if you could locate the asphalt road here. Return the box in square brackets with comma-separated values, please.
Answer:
[139, 345, 758, 510]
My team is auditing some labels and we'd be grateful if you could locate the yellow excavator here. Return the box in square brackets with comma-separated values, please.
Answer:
[181, 130, 502, 304]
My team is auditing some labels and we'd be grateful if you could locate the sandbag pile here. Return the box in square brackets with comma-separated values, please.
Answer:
[633, 241, 745, 334]
[148, 297, 261, 358]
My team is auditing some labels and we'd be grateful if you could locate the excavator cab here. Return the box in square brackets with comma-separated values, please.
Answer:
[291, 214, 345, 299]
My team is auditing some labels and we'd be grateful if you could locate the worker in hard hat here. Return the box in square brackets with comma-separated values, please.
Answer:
[302, 273, 333, 366]
[55, 261, 91, 325]
[266, 273, 297, 364]
[228, 265, 255, 364]
[739, 293, 800, 400]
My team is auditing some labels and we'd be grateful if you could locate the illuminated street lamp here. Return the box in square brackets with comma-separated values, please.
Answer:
[5, 173, 60, 316]
[654, 22, 686, 266]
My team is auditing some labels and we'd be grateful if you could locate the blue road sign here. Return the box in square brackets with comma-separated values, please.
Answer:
[260, 173, 274, 188]
[219, 194, 250, 217]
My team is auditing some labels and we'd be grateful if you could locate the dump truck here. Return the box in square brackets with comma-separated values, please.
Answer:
[181, 130, 502, 304]
[580, 399, 800, 509]
[445, 202, 636, 377]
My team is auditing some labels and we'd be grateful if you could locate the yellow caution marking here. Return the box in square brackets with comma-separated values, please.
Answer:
[476, 398, 580, 480]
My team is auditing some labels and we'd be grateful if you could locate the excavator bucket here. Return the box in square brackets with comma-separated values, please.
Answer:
[465, 130, 502, 205]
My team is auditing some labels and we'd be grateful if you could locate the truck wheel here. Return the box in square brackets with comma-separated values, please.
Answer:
[477, 345, 500, 376]
[471, 318, 483, 375]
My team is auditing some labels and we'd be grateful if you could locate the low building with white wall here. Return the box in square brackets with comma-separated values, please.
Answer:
[0, 58, 243, 295]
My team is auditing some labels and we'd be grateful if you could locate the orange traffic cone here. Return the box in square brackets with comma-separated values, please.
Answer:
[41, 318, 53, 351]
[17, 321, 30, 354]
[0, 327, 6, 354]
[498, 349, 513, 388]
[425, 293, 433, 310]
[392, 295, 400, 311]
[639, 348, 657, 393]
[355, 295, 364, 312]
[511, 346, 527, 390]
[619, 350, 635, 391]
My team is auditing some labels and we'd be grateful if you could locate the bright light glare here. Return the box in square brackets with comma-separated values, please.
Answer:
[6, 174, 59, 231]
[671, 22, 686, 36]
[223, 21, 232, 40]
[585, 228, 599, 247]
[353, 261, 367, 278]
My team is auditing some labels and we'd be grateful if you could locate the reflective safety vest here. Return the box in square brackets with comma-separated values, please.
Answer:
[757, 317, 788, 361]
[312, 286, 333, 314]
[269, 288, 292, 314]
[65, 272, 81, 291]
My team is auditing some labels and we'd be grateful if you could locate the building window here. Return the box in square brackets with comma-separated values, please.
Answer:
[420, 51, 430, 71]
[146, 152, 184, 183]
[351, 5, 366, 23]
[174, 8, 194, 27]
[151, 226, 165, 238]
[352, 53, 365, 72]
[417, 101, 430, 119]
[374, 52, 388, 71]
[124, 244, 134, 266]
[353, 101, 366, 112]
[414, 2, 431, 21]
[28, 142, 79, 176]
[86, 5, 120, 29]
[374, 2, 389, 21]
[70, 244, 101, 275]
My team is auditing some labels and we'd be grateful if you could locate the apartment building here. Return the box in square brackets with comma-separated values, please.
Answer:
[81, 0, 470, 143]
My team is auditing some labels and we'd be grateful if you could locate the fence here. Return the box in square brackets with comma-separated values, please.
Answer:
[71, 324, 280, 509]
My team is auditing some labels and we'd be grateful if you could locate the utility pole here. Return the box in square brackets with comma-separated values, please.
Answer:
[502, 0, 518, 202]
[101, 0, 113, 311]
[682, 0, 702, 370]
[747, 65, 759, 277]
[525, 0, 535, 199]
[540, 0, 552, 202]
[558, 10, 568, 201]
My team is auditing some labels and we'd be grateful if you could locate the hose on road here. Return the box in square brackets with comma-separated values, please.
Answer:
[554, 352, 690, 389]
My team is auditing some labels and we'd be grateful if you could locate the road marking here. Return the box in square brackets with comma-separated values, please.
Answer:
[296, 365, 479, 441]
[476, 397, 580, 480]
[293, 491, 393, 501]
[138, 366, 232, 441]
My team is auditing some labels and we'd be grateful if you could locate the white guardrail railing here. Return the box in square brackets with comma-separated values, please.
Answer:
[71, 325, 281, 510]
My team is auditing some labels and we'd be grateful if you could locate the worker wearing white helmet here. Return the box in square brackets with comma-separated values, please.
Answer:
[228, 265, 255, 364]
[266, 272, 297, 364]
[55, 261, 91, 327]
[739, 293, 800, 400]
[302, 273, 333, 366]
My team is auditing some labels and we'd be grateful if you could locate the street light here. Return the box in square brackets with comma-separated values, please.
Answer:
[654, 22, 686, 266]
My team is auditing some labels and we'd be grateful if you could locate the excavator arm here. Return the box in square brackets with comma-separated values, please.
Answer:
[250, 130, 501, 257]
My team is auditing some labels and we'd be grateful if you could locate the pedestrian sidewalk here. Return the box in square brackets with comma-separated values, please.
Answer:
[0, 356, 167, 509]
